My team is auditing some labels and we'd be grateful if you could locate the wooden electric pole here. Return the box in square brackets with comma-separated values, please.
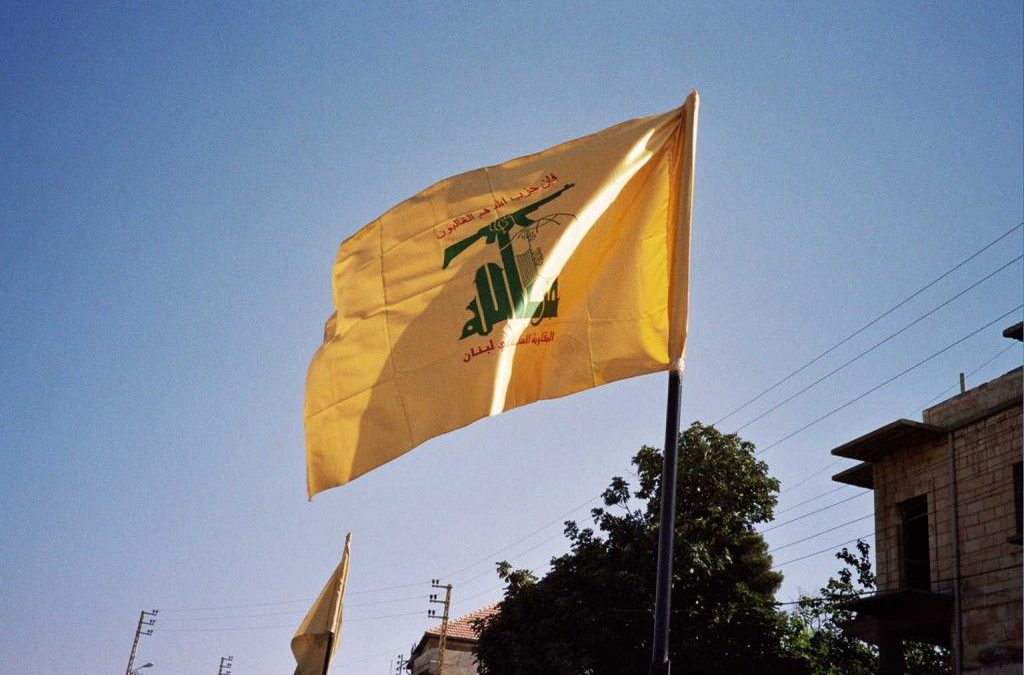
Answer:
[428, 580, 453, 675]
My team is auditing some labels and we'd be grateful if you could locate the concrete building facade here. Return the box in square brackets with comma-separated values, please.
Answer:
[832, 350, 1022, 674]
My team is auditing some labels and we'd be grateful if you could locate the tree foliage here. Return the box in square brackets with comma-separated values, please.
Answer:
[473, 422, 804, 675]
[784, 541, 878, 674]
[472, 423, 952, 674]
[786, 540, 950, 674]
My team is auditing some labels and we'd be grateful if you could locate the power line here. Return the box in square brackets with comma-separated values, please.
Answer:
[161, 598, 312, 612]
[154, 327, 1014, 622]
[159, 495, 603, 615]
[770, 454, 1021, 566]
[159, 609, 308, 622]
[761, 491, 871, 533]
[442, 430, 1015, 606]
[772, 532, 877, 568]
[156, 429, 1019, 629]
[733, 255, 1022, 433]
[156, 365, 1019, 631]
[774, 485, 850, 515]
[778, 459, 842, 495]
[160, 582, 427, 612]
[346, 582, 426, 595]
[156, 610, 427, 633]
[346, 594, 429, 609]
[398, 426, 1001, 600]
[457, 475, 1013, 614]
[775, 461, 1016, 560]
[454, 528, 570, 587]
[772, 335, 1020, 499]
[446, 492, 603, 581]
[776, 561, 1024, 605]
[474, 474, 1011, 609]
[757, 448, 1011, 544]
[917, 342, 1020, 410]
[155, 457, 1018, 633]
[444, 460, 639, 587]
[156, 624, 294, 633]
[713, 222, 1022, 427]
[418, 478, 1014, 614]
[769, 514, 875, 553]
[158, 593, 433, 622]
[159, 500, 596, 623]
[756, 304, 1024, 456]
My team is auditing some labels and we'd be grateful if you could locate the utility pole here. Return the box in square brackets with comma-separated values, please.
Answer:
[393, 653, 406, 675]
[427, 579, 452, 675]
[124, 609, 158, 675]
[218, 655, 234, 675]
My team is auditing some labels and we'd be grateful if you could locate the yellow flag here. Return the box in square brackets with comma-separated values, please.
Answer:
[291, 533, 351, 675]
[305, 92, 699, 498]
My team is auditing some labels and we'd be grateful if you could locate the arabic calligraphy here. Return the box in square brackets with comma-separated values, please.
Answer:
[442, 184, 573, 339]
[435, 173, 560, 240]
[461, 331, 557, 363]
[461, 272, 559, 339]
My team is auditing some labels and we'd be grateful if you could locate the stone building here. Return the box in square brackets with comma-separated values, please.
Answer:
[831, 325, 1022, 674]
[409, 605, 498, 675]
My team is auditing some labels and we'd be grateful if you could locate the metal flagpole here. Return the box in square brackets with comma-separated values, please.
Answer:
[320, 632, 335, 675]
[649, 366, 682, 675]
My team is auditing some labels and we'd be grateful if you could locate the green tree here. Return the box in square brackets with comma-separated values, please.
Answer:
[785, 540, 950, 674]
[784, 541, 878, 674]
[473, 422, 807, 675]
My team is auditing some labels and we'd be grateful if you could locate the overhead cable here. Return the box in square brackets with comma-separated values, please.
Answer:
[734, 255, 1022, 433]
[714, 222, 1022, 427]
[756, 304, 1024, 456]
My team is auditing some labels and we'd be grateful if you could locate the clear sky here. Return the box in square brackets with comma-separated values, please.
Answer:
[1, 2, 1021, 673]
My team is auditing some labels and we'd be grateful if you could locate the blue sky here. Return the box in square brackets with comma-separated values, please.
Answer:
[1, 2, 1021, 673]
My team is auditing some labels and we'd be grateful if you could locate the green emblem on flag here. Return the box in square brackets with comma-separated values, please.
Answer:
[443, 183, 575, 339]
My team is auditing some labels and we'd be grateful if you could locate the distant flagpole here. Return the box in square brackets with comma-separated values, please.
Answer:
[322, 533, 351, 675]
[650, 366, 682, 675]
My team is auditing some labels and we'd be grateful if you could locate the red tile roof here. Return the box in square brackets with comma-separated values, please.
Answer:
[424, 604, 499, 642]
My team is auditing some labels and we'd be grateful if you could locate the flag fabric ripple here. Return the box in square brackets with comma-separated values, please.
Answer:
[305, 92, 699, 498]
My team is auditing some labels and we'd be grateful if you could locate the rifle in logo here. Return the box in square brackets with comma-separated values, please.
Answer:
[443, 183, 575, 339]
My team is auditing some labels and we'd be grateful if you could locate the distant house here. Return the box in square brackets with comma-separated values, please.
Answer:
[831, 323, 1023, 674]
[409, 605, 498, 675]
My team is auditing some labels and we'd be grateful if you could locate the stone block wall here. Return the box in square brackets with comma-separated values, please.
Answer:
[951, 404, 1022, 673]
[872, 435, 952, 595]
[871, 368, 1022, 673]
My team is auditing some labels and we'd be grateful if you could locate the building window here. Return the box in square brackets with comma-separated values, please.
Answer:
[899, 495, 930, 591]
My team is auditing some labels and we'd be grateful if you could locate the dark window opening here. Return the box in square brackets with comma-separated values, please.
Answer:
[899, 495, 930, 591]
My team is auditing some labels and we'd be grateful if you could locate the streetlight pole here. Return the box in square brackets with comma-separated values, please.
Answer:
[125, 610, 158, 675]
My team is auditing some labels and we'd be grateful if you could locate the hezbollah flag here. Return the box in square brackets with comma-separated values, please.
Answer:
[291, 533, 352, 675]
[305, 92, 699, 498]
